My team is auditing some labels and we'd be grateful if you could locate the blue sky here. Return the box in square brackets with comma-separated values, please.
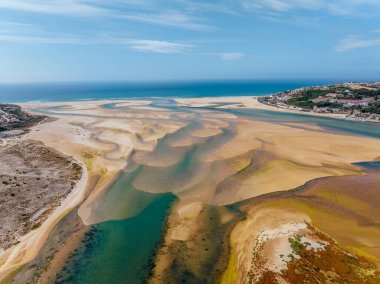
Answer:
[0, 0, 380, 83]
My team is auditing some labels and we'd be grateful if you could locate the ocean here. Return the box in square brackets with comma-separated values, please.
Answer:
[0, 80, 337, 103]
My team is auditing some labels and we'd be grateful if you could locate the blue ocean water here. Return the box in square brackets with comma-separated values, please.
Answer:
[0, 80, 336, 103]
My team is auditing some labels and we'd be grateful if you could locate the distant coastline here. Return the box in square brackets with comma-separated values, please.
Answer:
[259, 82, 380, 123]
[0, 80, 340, 103]
[1, 81, 379, 124]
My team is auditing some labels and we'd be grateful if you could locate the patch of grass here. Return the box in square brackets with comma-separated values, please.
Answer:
[289, 235, 303, 256]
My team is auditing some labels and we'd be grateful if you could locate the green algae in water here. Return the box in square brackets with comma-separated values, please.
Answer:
[55, 192, 176, 284]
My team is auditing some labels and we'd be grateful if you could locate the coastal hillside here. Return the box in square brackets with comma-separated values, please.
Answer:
[260, 82, 380, 122]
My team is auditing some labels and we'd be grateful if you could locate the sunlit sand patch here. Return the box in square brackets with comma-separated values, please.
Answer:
[189, 124, 223, 138]
[175, 96, 251, 109]
[213, 157, 360, 205]
[55, 104, 99, 111]
[132, 145, 190, 167]
[196, 122, 253, 162]
[24, 115, 109, 160]
[95, 130, 134, 160]
[165, 120, 225, 147]
[49, 104, 175, 120]
[91, 119, 140, 132]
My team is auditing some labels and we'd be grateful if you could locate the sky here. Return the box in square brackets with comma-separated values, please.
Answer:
[0, 0, 380, 83]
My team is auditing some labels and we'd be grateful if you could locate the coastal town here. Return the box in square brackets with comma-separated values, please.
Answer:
[259, 82, 380, 122]
[0, 104, 47, 138]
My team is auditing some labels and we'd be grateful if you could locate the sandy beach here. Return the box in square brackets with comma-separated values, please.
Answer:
[176, 96, 350, 120]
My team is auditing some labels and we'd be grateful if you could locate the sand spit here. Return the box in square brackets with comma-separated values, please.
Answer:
[151, 200, 239, 284]
[175, 96, 349, 120]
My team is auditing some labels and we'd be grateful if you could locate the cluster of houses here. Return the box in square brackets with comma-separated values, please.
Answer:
[261, 82, 380, 122]
[0, 106, 22, 138]
[312, 92, 375, 110]
[0, 109, 20, 124]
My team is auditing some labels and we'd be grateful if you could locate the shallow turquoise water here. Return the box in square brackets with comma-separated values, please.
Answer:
[355, 161, 380, 170]
[55, 192, 176, 284]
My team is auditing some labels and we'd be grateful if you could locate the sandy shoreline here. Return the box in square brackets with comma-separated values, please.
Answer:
[175, 96, 354, 120]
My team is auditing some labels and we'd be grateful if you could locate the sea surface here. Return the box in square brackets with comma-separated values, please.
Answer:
[0, 80, 337, 103]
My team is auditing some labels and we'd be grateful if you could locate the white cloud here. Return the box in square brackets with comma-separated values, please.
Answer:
[2, 0, 380, 24]
[0, 20, 39, 34]
[0, 34, 85, 44]
[127, 40, 192, 53]
[335, 35, 380, 52]
[219, 52, 244, 60]
[0, 28, 193, 54]
[0, 0, 213, 30]
[121, 11, 212, 31]
[174, 0, 238, 15]
[239, 0, 380, 16]
[0, 0, 107, 16]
